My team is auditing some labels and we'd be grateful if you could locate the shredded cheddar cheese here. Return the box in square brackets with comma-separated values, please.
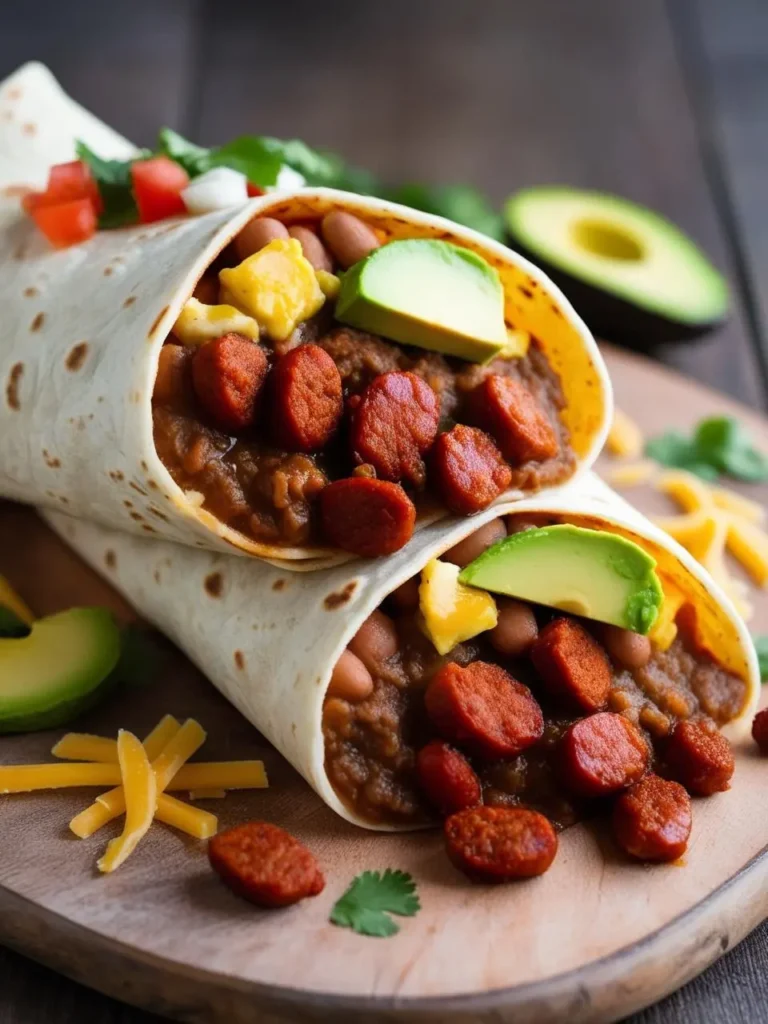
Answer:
[157, 794, 218, 839]
[712, 485, 766, 525]
[0, 759, 268, 795]
[97, 731, 156, 874]
[607, 409, 644, 459]
[603, 459, 656, 488]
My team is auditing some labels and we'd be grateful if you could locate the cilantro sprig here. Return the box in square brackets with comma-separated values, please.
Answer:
[330, 869, 420, 937]
[646, 416, 768, 483]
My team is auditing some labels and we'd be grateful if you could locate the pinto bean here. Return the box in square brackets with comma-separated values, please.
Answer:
[442, 518, 507, 568]
[154, 343, 193, 409]
[489, 599, 539, 658]
[234, 217, 289, 262]
[390, 576, 421, 614]
[348, 610, 398, 672]
[288, 225, 333, 272]
[599, 624, 652, 669]
[326, 649, 374, 702]
[321, 211, 380, 268]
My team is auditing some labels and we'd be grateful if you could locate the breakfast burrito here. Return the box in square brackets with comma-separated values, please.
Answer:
[0, 64, 611, 567]
[44, 473, 759, 831]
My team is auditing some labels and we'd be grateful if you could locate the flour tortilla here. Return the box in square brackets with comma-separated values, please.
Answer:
[43, 472, 760, 831]
[1, 63, 612, 568]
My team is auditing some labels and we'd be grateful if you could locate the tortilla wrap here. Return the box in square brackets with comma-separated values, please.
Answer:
[1, 63, 612, 568]
[43, 472, 760, 831]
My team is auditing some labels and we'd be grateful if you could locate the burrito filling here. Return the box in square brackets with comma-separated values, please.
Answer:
[152, 211, 576, 557]
[322, 515, 748, 826]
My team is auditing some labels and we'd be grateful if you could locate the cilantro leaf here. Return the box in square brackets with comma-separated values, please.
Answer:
[208, 136, 284, 186]
[388, 183, 504, 240]
[110, 624, 165, 688]
[646, 417, 768, 483]
[75, 140, 149, 229]
[330, 869, 420, 937]
[0, 606, 29, 638]
[753, 635, 768, 682]
[156, 128, 211, 177]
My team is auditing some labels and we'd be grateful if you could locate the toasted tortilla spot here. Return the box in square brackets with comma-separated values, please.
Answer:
[6, 362, 23, 410]
[130, 482, 147, 496]
[105, 550, 117, 569]
[23, 286, 38, 298]
[21, 122, 36, 136]
[109, 469, 125, 482]
[148, 305, 170, 338]
[42, 449, 61, 469]
[130, 390, 142, 403]
[141, 460, 149, 472]
[141, 524, 157, 533]
[234, 650, 245, 670]
[153, 570, 161, 584]
[65, 342, 89, 372]
[149, 507, 170, 522]
[272, 579, 286, 591]
[103, 266, 114, 277]
[6, 87, 22, 100]
[204, 572, 223, 597]
[124, 295, 137, 308]
[324, 581, 357, 609]
[147, 479, 159, 490]
[129, 511, 144, 523]
[30, 312, 45, 332]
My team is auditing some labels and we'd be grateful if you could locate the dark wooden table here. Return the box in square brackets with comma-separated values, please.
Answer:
[1, 0, 767, 1021]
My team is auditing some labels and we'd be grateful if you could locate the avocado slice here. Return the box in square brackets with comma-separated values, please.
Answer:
[459, 525, 663, 634]
[0, 607, 121, 733]
[504, 187, 728, 347]
[335, 239, 508, 362]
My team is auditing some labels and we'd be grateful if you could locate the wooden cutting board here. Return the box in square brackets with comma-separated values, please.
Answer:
[1, 345, 767, 1024]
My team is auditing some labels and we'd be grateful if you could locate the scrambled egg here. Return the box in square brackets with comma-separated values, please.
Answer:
[648, 581, 684, 651]
[419, 558, 498, 655]
[219, 238, 325, 342]
[172, 298, 260, 346]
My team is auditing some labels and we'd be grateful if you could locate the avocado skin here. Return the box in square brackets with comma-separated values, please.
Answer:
[506, 236, 725, 349]
[0, 674, 118, 734]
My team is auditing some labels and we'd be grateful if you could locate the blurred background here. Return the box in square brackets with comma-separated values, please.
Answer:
[2, 2, 768, 1022]
[2, 0, 767, 409]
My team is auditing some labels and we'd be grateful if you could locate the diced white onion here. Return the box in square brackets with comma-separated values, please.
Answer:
[267, 165, 306, 193]
[182, 167, 249, 214]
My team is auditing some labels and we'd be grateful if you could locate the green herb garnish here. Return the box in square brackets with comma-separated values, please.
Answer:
[753, 635, 768, 681]
[646, 416, 768, 483]
[75, 141, 150, 229]
[330, 869, 420, 937]
[386, 183, 505, 240]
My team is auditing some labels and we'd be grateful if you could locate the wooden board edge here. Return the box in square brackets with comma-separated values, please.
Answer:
[2, 844, 767, 1024]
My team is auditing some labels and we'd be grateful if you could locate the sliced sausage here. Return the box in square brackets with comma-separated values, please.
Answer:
[425, 661, 544, 758]
[416, 740, 481, 816]
[490, 599, 539, 658]
[327, 650, 374, 702]
[351, 371, 440, 486]
[431, 425, 512, 515]
[664, 719, 734, 795]
[320, 477, 416, 557]
[320, 211, 380, 268]
[613, 774, 692, 862]
[561, 712, 649, 798]
[443, 518, 507, 568]
[348, 610, 398, 671]
[752, 708, 768, 754]
[444, 806, 557, 882]
[191, 333, 268, 433]
[271, 344, 343, 452]
[208, 822, 325, 908]
[154, 343, 193, 410]
[234, 217, 290, 262]
[288, 225, 333, 272]
[469, 375, 558, 465]
[599, 625, 652, 670]
[531, 618, 612, 712]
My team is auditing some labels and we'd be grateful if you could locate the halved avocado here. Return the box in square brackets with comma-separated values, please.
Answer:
[504, 187, 728, 347]
[459, 525, 663, 634]
[0, 607, 121, 733]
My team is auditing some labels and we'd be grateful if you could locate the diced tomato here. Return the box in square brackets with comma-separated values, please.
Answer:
[28, 198, 97, 249]
[47, 160, 103, 213]
[247, 182, 265, 197]
[131, 156, 190, 224]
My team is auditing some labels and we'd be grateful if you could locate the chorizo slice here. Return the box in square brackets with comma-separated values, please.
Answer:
[416, 740, 482, 816]
[752, 708, 768, 754]
[208, 822, 325, 908]
[351, 371, 440, 486]
[445, 806, 557, 882]
[432, 425, 512, 515]
[469, 375, 559, 465]
[320, 477, 416, 557]
[561, 712, 649, 797]
[613, 774, 692, 862]
[531, 618, 612, 712]
[664, 719, 735, 795]
[425, 661, 544, 758]
[271, 344, 343, 452]
[192, 333, 268, 433]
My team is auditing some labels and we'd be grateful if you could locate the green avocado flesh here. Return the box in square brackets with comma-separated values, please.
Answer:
[459, 524, 664, 635]
[335, 238, 508, 362]
[0, 607, 121, 733]
[504, 187, 728, 327]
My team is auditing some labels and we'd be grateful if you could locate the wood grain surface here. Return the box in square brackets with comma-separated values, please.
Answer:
[2, 1, 768, 1021]
[0, 348, 767, 1024]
